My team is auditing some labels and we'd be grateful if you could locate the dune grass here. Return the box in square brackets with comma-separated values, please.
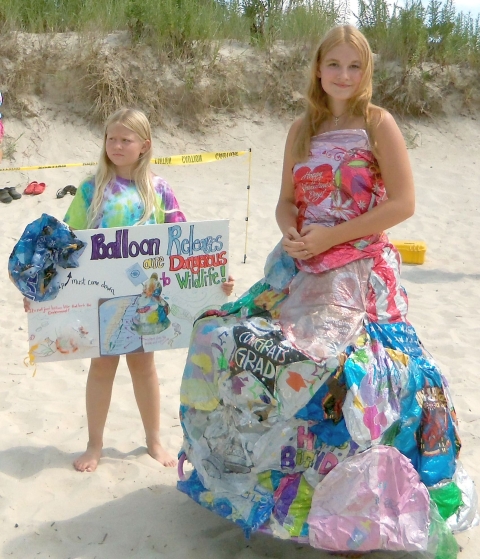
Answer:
[358, 0, 480, 68]
[0, 0, 479, 123]
[1, 0, 478, 64]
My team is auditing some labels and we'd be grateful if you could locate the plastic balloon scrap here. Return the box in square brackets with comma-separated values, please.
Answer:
[8, 213, 86, 302]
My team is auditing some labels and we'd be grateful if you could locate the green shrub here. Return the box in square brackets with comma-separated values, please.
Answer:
[357, 0, 480, 68]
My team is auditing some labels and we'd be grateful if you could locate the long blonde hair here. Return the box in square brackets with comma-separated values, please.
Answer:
[88, 108, 156, 227]
[292, 25, 382, 162]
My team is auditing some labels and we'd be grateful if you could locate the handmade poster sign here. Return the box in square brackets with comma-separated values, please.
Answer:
[26, 220, 229, 362]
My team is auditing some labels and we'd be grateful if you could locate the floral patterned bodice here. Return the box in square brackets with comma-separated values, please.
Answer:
[293, 129, 389, 274]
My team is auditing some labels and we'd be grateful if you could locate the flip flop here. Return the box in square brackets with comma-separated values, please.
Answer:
[32, 182, 46, 195]
[24, 181, 38, 195]
[6, 187, 21, 200]
[56, 185, 77, 199]
[0, 188, 13, 204]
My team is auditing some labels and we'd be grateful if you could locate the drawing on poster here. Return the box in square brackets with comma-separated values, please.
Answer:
[132, 272, 171, 335]
[98, 295, 142, 356]
[98, 271, 223, 356]
[30, 312, 98, 358]
[98, 273, 173, 356]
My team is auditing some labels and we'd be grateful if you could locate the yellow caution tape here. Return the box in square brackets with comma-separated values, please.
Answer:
[0, 162, 97, 172]
[0, 150, 248, 172]
[152, 150, 247, 166]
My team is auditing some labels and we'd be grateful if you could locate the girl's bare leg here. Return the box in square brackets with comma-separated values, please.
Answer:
[73, 355, 119, 472]
[126, 352, 176, 467]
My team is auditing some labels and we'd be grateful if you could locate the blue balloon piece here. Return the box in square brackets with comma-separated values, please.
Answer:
[8, 213, 86, 302]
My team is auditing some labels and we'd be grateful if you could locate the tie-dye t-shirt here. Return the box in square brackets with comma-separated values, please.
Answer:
[64, 174, 186, 230]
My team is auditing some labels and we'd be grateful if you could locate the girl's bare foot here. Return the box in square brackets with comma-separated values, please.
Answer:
[73, 444, 102, 472]
[147, 440, 177, 467]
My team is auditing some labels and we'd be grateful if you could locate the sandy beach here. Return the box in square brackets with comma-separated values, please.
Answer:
[0, 109, 479, 558]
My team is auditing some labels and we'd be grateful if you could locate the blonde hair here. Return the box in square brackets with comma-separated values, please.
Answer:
[88, 108, 156, 227]
[292, 25, 383, 162]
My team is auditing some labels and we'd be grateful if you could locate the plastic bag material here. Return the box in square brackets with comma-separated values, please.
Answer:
[264, 241, 297, 291]
[8, 213, 86, 302]
[429, 481, 463, 521]
[270, 472, 314, 537]
[307, 445, 430, 553]
[278, 260, 371, 361]
[177, 468, 274, 538]
[361, 322, 460, 487]
[446, 461, 480, 533]
[342, 329, 410, 448]
[220, 278, 286, 319]
[180, 407, 256, 494]
[425, 501, 459, 559]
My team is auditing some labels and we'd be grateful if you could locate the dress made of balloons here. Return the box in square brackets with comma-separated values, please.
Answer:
[131, 273, 171, 335]
[177, 130, 478, 557]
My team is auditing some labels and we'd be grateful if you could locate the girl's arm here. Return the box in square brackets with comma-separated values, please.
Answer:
[160, 180, 187, 223]
[63, 179, 92, 230]
[276, 118, 309, 259]
[221, 275, 234, 296]
[299, 111, 415, 256]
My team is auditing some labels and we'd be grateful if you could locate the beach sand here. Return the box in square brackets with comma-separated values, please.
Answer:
[0, 110, 479, 558]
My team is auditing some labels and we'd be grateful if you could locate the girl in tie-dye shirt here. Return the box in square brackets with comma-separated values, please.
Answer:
[64, 173, 185, 229]
[64, 108, 186, 473]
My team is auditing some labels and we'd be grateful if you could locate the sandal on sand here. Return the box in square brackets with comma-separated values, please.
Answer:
[24, 181, 38, 195]
[0, 188, 13, 203]
[32, 182, 46, 195]
[6, 187, 21, 200]
[56, 185, 77, 199]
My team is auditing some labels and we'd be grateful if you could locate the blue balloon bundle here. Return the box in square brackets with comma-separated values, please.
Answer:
[8, 213, 86, 302]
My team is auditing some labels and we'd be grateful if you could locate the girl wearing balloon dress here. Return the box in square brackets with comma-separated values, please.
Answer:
[178, 25, 478, 557]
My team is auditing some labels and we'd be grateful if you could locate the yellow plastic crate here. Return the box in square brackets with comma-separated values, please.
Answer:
[391, 240, 427, 265]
